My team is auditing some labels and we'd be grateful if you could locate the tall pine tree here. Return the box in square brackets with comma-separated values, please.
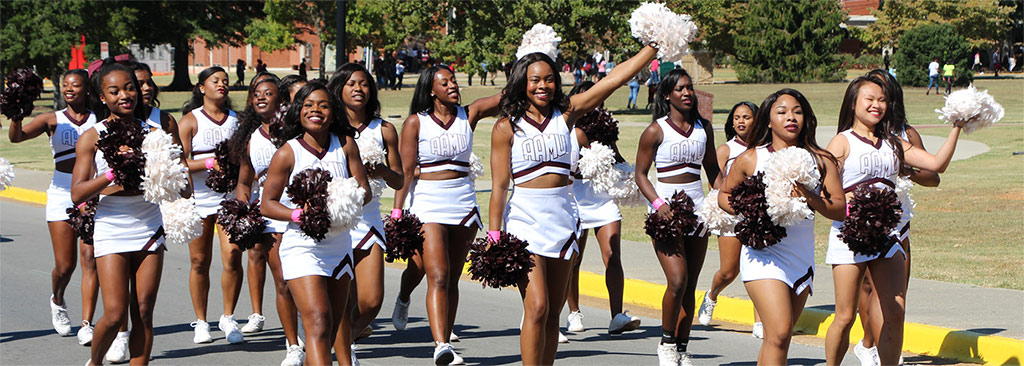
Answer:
[733, 0, 846, 83]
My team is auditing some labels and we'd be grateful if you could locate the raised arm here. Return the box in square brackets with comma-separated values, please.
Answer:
[567, 45, 657, 122]
[466, 93, 503, 130]
[391, 114, 420, 211]
[902, 122, 964, 173]
[902, 127, 941, 186]
[487, 118, 514, 232]
[8, 112, 54, 143]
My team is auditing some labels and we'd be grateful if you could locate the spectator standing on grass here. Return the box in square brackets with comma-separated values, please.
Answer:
[394, 60, 405, 90]
[235, 59, 246, 86]
[942, 60, 956, 95]
[255, 59, 267, 74]
[973, 51, 982, 72]
[573, 60, 584, 86]
[883, 50, 890, 71]
[627, 72, 640, 109]
[992, 50, 1000, 77]
[926, 58, 941, 95]
[298, 58, 307, 80]
[597, 59, 607, 80]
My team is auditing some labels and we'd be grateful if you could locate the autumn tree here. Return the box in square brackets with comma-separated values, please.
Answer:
[865, 0, 1015, 49]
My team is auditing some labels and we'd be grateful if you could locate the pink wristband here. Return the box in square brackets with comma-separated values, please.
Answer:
[290, 209, 303, 223]
[390, 209, 403, 219]
[205, 158, 216, 170]
[651, 197, 667, 210]
[104, 170, 115, 181]
[77, 201, 88, 209]
[487, 231, 501, 243]
[845, 204, 850, 218]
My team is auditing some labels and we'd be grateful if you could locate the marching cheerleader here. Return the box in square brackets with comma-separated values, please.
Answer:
[260, 81, 371, 366]
[390, 64, 500, 364]
[177, 66, 241, 344]
[326, 63, 404, 358]
[718, 89, 845, 365]
[7, 69, 101, 343]
[698, 101, 763, 336]
[131, 62, 177, 133]
[824, 76, 966, 365]
[634, 68, 720, 366]
[489, 45, 657, 365]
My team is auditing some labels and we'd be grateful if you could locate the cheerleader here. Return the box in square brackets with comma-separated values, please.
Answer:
[698, 101, 763, 336]
[279, 74, 308, 104]
[489, 45, 657, 365]
[718, 89, 845, 365]
[131, 62, 177, 133]
[7, 69, 102, 343]
[260, 81, 371, 366]
[390, 65, 500, 364]
[176, 66, 241, 344]
[71, 60, 181, 365]
[564, 81, 640, 337]
[824, 76, 967, 365]
[634, 68, 720, 366]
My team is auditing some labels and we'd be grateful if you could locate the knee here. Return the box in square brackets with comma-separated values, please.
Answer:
[190, 255, 211, 273]
[135, 301, 156, 327]
[425, 268, 449, 290]
[54, 260, 77, 277]
[302, 310, 332, 339]
[763, 327, 793, 350]
[719, 268, 738, 282]
[831, 308, 858, 329]
[665, 278, 688, 298]
[248, 249, 268, 265]
[879, 300, 906, 324]
[523, 298, 549, 325]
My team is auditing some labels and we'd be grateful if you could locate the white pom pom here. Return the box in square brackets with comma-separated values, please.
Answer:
[763, 147, 819, 227]
[629, 2, 698, 61]
[469, 153, 484, 182]
[895, 176, 915, 218]
[355, 135, 387, 166]
[160, 197, 203, 246]
[0, 158, 14, 191]
[326, 177, 366, 237]
[936, 85, 1005, 134]
[606, 162, 646, 207]
[516, 23, 562, 61]
[696, 189, 740, 235]
[578, 142, 616, 181]
[141, 130, 188, 204]
[368, 178, 386, 198]
[579, 143, 645, 207]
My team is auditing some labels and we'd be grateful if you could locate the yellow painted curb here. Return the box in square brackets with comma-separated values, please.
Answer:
[0, 186, 47, 205]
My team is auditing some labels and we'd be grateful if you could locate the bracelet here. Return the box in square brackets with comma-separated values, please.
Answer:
[845, 204, 851, 218]
[290, 209, 303, 223]
[487, 231, 501, 243]
[650, 197, 667, 210]
[104, 170, 115, 181]
[205, 158, 216, 170]
[77, 201, 88, 209]
[390, 209, 403, 219]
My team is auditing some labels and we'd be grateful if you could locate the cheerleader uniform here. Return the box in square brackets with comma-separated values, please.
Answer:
[826, 130, 907, 264]
[278, 135, 354, 281]
[91, 119, 165, 257]
[505, 110, 580, 260]
[250, 126, 288, 234]
[189, 109, 238, 218]
[716, 137, 748, 237]
[569, 129, 621, 229]
[739, 145, 816, 294]
[144, 107, 163, 130]
[46, 109, 97, 222]
[894, 130, 914, 242]
[650, 116, 709, 237]
[407, 106, 482, 228]
[350, 119, 386, 251]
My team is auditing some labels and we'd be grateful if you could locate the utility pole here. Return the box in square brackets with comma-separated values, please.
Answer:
[336, 0, 347, 68]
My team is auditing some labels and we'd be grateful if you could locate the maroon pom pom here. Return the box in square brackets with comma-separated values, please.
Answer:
[205, 141, 240, 193]
[467, 232, 535, 289]
[729, 172, 787, 249]
[95, 118, 147, 191]
[217, 198, 268, 250]
[383, 210, 424, 262]
[66, 199, 97, 244]
[839, 185, 902, 256]
[644, 189, 699, 244]
[0, 68, 44, 121]
[286, 168, 333, 241]
[575, 107, 620, 146]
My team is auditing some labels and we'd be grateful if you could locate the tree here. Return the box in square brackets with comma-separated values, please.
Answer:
[894, 23, 972, 87]
[347, 0, 438, 54]
[733, 0, 846, 83]
[665, 0, 746, 59]
[256, 1, 341, 79]
[865, 0, 1015, 49]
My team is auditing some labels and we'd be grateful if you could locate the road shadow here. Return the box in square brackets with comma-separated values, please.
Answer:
[720, 357, 823, 365]
[0, 328, 54, 343]
[937, 327, 1014, 365]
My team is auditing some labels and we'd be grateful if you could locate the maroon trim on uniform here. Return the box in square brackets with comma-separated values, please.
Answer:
[429, 112, 457, 130]
[511, 161, 571, 179]
[522, 111, 553, 131]
[656, 162, 701, 173]
[558, 219, 582, 259]
[900, 222, 910, 235]
[356, 226, 384, 251]
[255, 169, 268, 183]
[419, 159, 470, 168]
[356, 123, 369, 133]
[733, 137, 748, 147]
[140, 227, 165, 251]
[53, 149, 76, 159]
[766, 145, 777, 153]
[331, 254, 354, 279]
[850, 130, 884, 149]
[664, 118, 695, 137]
[200, 109, 230, 126]
[258, 125, 272, 140]
[844, 177, 895, 193]
[63, 110, 90, 126]
[297, 138, 328, 160]
[792, 267, 814, 295]
[458, 207, 481, 227]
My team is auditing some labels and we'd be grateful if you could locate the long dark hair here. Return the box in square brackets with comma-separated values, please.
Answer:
[328, 63, 381, 120]
[836, 75, 904, 165]
[749, 88, 837, 194]
[280, 80, 355, 143]
[409, 65, 456, 116]
[725, 101, 759, 141]
[499, 53, 568, 122]
[245, 72, 278, 106]
[127, 61, 159, 108]
[182, 66, 233, 114]
[653, 68, 711, 138]
[278, 74, 308, 105]
[89, 59, 146, 121]
[226, 76, 283, 165]
[866, 69, 908, 136]
[62, 69, 90, 107]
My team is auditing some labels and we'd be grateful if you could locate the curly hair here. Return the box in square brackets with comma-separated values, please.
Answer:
[498, 53, 568, 124]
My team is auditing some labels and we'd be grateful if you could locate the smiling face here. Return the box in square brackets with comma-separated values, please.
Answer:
[525, 61, 556, 108]
[431, 69, 459, 105]
[300, 89, 331, 134]
[340, 70, 371, 110]
[100, 70, 137, 118]
[668, 75, 695, 114]
[251, 81, 281, 117]
[769, 94, 804, 144]
[853, 82, 887, 128]
[134, 69, 154, 106]
[199, 71, 229, 102]
[732, 104, 754, 140]
[62, 73, 89, 107]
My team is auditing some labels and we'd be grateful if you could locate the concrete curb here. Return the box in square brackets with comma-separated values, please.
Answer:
[3, 185, 1022, 365]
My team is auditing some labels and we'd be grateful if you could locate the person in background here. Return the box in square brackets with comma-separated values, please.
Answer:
[926, 57, 941, 95]
[298, 58, 307, 80]
[942, 60, 956, 95]
[991, 50, 1000, 78]
[235, 59, 246, 87]
[883, 50, 890, 71]
[394, 60, 406, 91]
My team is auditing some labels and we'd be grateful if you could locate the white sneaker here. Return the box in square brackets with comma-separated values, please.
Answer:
[219, 314, 244, 344]
[191, 320, 213, 344]
[557, 331, 569, 343]
[350, 344, 361, 366]
[679, 351, 696, 366]
[697, 292, 716, 326]
[608, 311, 641, 334]
[657, 343, 680, 366]
[450, 349, 465, 365]
[566, 311, 584, 332]
[49, 295, 72, 336]
[392, 296, 410, 331]
[751, 321, 764, 339]
[105, 331, 130, 363]
[854, 341, 880, 366]
[433, 342, 455, 365]
[77, 321, 94, 346]
[240, 313, 265, 333]
[280, 344, 305, 366]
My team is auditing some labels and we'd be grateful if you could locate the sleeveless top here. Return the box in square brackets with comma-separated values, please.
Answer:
[189, 108, 238, 160]
[654, 116, 707, 178]
[416, 106, 472, 173]
[285, 135, 350, 188]
[838, 130, 899, 192]
[92, 118, 152, 178]
[510, 109, 573, 185]
[248, 125, 279, 198]
[51, 109, 97, 163]
[723, 137, 748, 175]
[356, 118, 385, 152]
[144, 107, 163, 130]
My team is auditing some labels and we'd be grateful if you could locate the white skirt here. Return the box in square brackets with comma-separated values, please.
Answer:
[408, 177, 481, 227]
[254, 186, 287, 234]
[505, 185, 580, 261]
[740, 216, 816, 294]
[191, 169, 227, 218]
[350, 198, 386, 251]
[45, 172, 73, 222]
[651, 180, 708, 237]
[572, 179, 622, 229]
[280, 222, 354, 281]
[825, 221, 907, 265]
[894, 199, 912, 242]
[93, 195, 165, 257]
